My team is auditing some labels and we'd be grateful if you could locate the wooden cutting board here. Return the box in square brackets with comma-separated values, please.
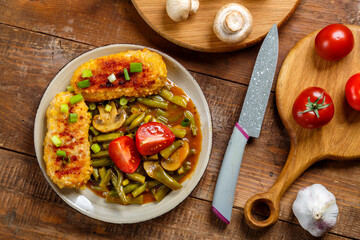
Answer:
[132, 0, 299, 52]
[244, 25, 360, 229]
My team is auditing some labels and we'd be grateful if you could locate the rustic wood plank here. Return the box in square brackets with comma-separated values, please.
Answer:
[0, 23, 359, 238]
[0, 0, 359, 85]
[0, 149, 350, 240]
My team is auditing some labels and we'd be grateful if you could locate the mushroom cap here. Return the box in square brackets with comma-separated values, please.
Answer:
[93, 101, 127, 133]
[161, 141, 189, 171]
[213, 3, 253, 44]
[166, 0, 199, 22]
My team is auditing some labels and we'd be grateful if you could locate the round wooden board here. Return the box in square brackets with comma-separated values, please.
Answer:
[132, 0, 299, 53]
[244, 25, 360, 229]
[276, 25, 360, 160]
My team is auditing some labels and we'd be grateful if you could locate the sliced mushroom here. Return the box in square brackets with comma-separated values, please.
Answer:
[166, 0, 199, 22]
[93, 101, 127, 133]
[213, 3, 253, 44]
[161, 141, 189, 171]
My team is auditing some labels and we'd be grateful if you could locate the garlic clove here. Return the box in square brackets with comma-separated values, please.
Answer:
[166, 0, 199, 23]
[292, 184, 339, 237]
[213, 3, 253, 44]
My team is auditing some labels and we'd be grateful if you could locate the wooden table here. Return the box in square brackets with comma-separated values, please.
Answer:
[0, 1, 359, 239]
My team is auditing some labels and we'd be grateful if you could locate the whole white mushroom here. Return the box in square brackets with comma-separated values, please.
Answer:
[166, 0, 199, 22]
[213, 3, 253, 44]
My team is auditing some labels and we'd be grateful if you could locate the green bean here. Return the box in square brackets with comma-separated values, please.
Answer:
[159, 89, 187, 108]
[152, 185, 171, 202]
[91, 150, 109, 158]
[102, 142, 110, 150]
[184, 110, 197, 136]
[108, 189, 118, 197]
[91, 186, 108, 192]
[150, 95, 165, 102]
[156, 115, 168, 124]
[145, 154, 158, 161]
[156, 109, 182, 123]
[160, 140, 183, 159]
[126, 173, 146, 183]
[129, 112, 146, 130]
[177, 162, 192, 175]
[155, 109, 167, 117]
[128, 195, 144, 204]
[143, 161, 182, 190]
[89, 135, 93, 146]
[93, 132, 123, 142]
[99, 169, 111, 188]
[110, 169, 118, 187]
[92, 168, 100, 181]
[170, 127, 187, 138]
[124, 112, 141, 126]
[114, 167, 128, 204]
[124, 183, 140, 194]
[131, 182, 148, 198]
[137, 97, 168, 109]
[147, 180, 161, 189]
[91, 158, 113, 167]
[99, 167, 107, 179]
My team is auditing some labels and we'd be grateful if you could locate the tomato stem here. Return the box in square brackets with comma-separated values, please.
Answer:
[299, 92, 332, 118]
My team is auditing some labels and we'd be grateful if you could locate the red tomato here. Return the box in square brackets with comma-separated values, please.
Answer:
[135, 122, 175, 156]
[108, 136, 141, 173]
[315, 24, 354, 61]
[345, 73, 360, 111]
[292, 87, 334, 129]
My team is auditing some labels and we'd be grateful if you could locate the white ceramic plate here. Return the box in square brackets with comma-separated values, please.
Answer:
[34, 44, 212, 224]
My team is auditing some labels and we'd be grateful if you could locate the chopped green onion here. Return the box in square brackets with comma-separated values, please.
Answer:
[62, 156, 71, 164]
[66, 86, 74, 92]
[105, 104, 112, 112]
[124, 68, 130, 80]
[51, 136, 62, 147]
[56, 150, 67, 156]
[69, 113, 78, 123]
[130, 63, 142, 73]
[108, 73, 116, 83]
[119, 97, 128, 106]
[122, 179, 130, 186]
[128, 97, 136, 103]
[181, 118, 191, 127]
[69, 94, 84, 104]
[90, 126, 99, 136]
[60, 104, 69, 113]
[88, 102, 96, 111]
[82, 69, 93, 78]
[77, 79, 90, 89]
[91, 143, 101, 153]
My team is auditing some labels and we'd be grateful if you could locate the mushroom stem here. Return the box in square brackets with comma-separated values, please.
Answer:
[224, 11, 244, 33]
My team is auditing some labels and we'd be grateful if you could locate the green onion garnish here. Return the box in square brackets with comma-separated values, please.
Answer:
[88, 102, 96, 111]
[124, 68, 130, 80]
[77, 79, 90, 89]
[90, 126, 99, 136]
[56, 150, 67, 156]
[62, 156, 71, 164]
[91, 143, 101, 153]
[51, 136, 62, 147]
[108, 73, 116, 83]
[181, 118, 191, 127]
[128, 97, 136, 103]
[69, 94, 84, 104]
[82, 69, 93, 78]
[105, 104, 112, 112]
[69, 113, 78, 123]
[66, 86, 74, 92]
[119, 97, 128, 106]
[130, 63, 142, 73]
[61, 104, 69, 113]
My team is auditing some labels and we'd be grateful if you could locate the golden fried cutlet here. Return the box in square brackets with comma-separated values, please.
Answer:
[70, 48, 167, 102]
[43, 92, 92, 189]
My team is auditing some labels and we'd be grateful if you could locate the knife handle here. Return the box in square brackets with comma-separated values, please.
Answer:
[212, 123, 249, 224]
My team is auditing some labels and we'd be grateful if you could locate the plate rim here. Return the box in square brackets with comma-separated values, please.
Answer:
[33, 43, 213, 224]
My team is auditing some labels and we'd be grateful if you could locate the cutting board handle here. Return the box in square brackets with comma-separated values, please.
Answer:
[244, 144, 319, 229]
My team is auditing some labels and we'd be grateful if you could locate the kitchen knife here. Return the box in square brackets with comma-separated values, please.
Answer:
[212, 24, 279, 224]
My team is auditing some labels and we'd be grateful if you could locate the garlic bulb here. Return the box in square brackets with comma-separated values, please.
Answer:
[292, 184, 339, 237]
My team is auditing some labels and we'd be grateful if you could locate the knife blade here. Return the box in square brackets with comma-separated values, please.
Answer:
[212, 24, 279, 224]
